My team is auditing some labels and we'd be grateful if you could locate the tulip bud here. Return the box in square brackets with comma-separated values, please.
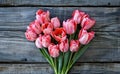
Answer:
[42, 34, 51, 47]
[42, 22, 53, 35]
[51, 17, 60, 29]
[59, 39, 69, 52]
[72, 10, 85, 24]
[36, 9, 50, 24]
[25, 29, 37, 41]
[70, 40, 80, 52]
[28, 20, 42, 34]
[48, 44, 59, 58]
[81, 16, 95, 30]
[78, 29, 95, 45]
[35, 34, 42, 48]
[63, 19, 77, 34]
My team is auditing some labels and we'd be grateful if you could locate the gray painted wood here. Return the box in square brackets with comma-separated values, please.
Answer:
[0, 7, 119, 32]
[0, 0, 120, 6]
[0, 7, 120, 62]
[0, 63, 120, 74]
[0, 31, 119, 62]
[0, 0, 119, 74]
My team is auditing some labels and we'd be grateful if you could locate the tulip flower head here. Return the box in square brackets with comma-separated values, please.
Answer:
[51, 28, 66, 42]
[35, 34, 43, 48]
[70, 40, 80, 52]
[78, 29, 95, 45]
[51, 17, 60, 29]
[48, 44, 59, 58]
[36, 9, 50, 24]
[42, 34, 51, 48]
[63, 19, 77, 34]
[25, 29, 37, 41]
[59, 39, 69, 52]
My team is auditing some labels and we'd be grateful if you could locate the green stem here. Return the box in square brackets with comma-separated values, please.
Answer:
[65, 52, 73, 74]
[61, 52, 65, 74]
[63, 52, 65, 59]
[61, 50, 71, 74]
[54, 68, 57, 74]
[39, 48, 57, 73]
[58, 53, 63, 74]
[68, 43, 91, 72]
[68, 52, 73, 67]
[42, 48, 54, 66]
[74, 27, 79, 39]
[39, 49, 52, 66]
[62, 35, 73, 74]
[54, 58, 57, 74]
[69, 34, 72, 41]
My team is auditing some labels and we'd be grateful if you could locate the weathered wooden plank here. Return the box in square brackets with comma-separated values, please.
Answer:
[0, 7, 120, 32]
[0, 7, 120, 62]
[0, 31, 119, 62]
[0, 0, 120, 6]
[0, 63, 119, 74]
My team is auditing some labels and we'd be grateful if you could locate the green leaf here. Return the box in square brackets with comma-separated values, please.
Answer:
[39, 48, 54, 68]
[54, 58, 58, 74]
[65, 52, 74, 74]
[61, 51, 70, 74]
[41, 48, 58, 74]
[39, 49, 50, 63]
[39, 48, 45, 56]
[58, 53, 63, 74]
[69, 43, 91, 69]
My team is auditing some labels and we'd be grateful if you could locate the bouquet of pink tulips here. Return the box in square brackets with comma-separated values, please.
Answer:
[25, 9, 95, 74]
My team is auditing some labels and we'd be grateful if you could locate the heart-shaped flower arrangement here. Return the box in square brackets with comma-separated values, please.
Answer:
[25, 9, 95, 74]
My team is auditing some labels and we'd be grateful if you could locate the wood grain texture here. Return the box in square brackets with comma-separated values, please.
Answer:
[0, 31, 119, 62]
[0, 7, 120, 32]
[0, 7, 120, 62]
[0, 0, 120, 6]
[0, 63, 120, 74]
[0, 0, 119, 74]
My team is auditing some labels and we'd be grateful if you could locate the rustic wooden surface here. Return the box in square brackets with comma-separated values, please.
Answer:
[0, 0, 120, 74]
[0, 0, 120, 6]
[0, 31, 119, 62]
[0, 63, 120, 74]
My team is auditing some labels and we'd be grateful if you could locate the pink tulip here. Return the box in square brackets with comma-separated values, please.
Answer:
[78, 29, 95, 45]
[25, 29, 37, 41]
[72, 10, 85, 24]
[27, 20, 42, 34]
[42, 34, 51, 47]
[48, 44, 59, 58]
[59, 39, 69, 52]
[36, 9, 50, 24]
[35, 34, 42, 48]
[42, 22, 53, 35]
[70, 40, 80, 52]
[51, 17, 60, 29]
[63, 19, 77, 34]
[81, 15, 95, 30]
[51, 28, 66, 42]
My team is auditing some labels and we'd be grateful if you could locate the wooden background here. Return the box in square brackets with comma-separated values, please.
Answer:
[0, 0, 120, 74]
